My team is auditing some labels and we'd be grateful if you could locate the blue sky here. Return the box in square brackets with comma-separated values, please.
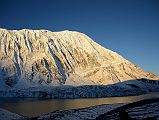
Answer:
[0, 0, 159, 75]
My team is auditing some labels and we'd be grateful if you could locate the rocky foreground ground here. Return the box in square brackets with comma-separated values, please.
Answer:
[95, 98, 159, 120]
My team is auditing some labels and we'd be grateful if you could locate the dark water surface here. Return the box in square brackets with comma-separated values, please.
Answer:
[0, 92, 159, 117]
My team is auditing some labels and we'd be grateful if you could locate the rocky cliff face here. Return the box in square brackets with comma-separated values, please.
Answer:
[0, 28, 158, 88]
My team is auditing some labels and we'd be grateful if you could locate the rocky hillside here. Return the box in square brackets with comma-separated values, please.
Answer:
[0, 28, 158, 88]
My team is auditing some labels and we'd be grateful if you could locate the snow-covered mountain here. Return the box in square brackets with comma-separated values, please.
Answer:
[0, 28, 158, 88]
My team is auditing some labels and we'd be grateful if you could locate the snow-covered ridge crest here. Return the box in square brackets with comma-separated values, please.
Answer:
[0, 28, 158, 89]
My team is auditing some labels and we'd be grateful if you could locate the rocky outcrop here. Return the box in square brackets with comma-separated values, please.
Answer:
[0, 28, 158, 88]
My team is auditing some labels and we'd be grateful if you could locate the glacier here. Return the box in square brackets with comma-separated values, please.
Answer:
[0, 78, 159, 98]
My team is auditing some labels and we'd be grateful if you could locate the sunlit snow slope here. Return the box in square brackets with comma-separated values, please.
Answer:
[0, 28, 158, 88]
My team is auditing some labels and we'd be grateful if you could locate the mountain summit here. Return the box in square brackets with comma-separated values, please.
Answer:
[0, 28, 158, 88]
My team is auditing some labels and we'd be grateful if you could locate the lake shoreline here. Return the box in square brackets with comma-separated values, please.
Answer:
[1, 92, 159, 117]
[1, 97, 159, 120]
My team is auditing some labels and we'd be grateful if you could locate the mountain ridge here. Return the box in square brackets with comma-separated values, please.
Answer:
[0, 28, 158, 89]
